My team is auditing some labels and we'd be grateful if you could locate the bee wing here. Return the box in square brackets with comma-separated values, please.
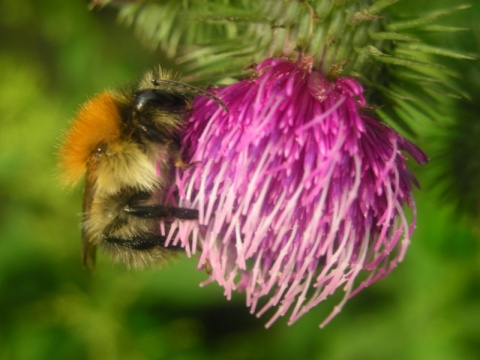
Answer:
[82, 172, 97, 272]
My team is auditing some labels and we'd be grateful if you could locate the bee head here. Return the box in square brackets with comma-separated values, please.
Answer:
[59, 69, 228, 187]
[127, 88, 192, 144]
[133, 89, 190, 113]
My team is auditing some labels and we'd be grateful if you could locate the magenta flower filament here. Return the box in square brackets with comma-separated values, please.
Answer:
[166, 57, 428, 327]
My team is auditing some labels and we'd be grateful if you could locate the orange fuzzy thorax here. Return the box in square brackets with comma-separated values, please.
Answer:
[60, 91, 122, 185]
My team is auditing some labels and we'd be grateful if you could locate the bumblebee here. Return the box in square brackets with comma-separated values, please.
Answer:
[60, 69, 224, 270]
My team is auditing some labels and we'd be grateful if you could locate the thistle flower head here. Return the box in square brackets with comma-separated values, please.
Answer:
[167, 57, 428, 327]
[90, 0, 471, 328]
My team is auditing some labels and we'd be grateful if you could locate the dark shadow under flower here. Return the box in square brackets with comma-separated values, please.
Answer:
[165, 57, 428, 327]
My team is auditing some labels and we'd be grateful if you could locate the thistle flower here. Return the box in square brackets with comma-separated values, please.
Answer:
[166, 57, 428, 327]
[93, 0, 471, 327]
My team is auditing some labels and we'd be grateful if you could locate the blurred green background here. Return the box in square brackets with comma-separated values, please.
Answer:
[0, 0, 479, 359]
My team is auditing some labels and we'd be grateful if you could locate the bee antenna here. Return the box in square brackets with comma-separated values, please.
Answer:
[151, 79, 229, 113]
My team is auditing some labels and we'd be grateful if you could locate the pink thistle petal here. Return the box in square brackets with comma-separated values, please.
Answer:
[168, 57, 428, 327]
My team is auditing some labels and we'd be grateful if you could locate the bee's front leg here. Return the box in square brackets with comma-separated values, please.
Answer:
[124, 204, 199, 220]
[123, 190, 199, 220]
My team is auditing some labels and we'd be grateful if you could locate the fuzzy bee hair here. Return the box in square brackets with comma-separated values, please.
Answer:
[60, 69, 205, 269]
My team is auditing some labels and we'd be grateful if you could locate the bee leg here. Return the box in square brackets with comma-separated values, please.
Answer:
[124, 204, 199, 220]
[105, 234, 178, 250]
[174, 153, 200, 169]
[102, 217, 183, 251]
[122, 190, 198, 220]
[97, 192, 189, 253]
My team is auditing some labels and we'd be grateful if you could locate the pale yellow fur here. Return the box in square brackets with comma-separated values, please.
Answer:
[93, 141, 170, 196]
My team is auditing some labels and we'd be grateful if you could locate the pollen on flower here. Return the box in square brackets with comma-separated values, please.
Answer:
[167, 57, 428, 327]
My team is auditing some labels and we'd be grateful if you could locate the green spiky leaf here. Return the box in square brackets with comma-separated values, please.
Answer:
[93, 0, 472, 134]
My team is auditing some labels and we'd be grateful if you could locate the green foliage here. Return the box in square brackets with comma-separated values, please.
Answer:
[427, 56, 480, 225]
[105, 0, 474, 135]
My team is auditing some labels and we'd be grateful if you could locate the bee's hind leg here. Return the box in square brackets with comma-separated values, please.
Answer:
[105, 234, 176, 250]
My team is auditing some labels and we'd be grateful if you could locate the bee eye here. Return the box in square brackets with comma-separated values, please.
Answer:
[134, 89, 188, 112]
[93, 144, 106, 157]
